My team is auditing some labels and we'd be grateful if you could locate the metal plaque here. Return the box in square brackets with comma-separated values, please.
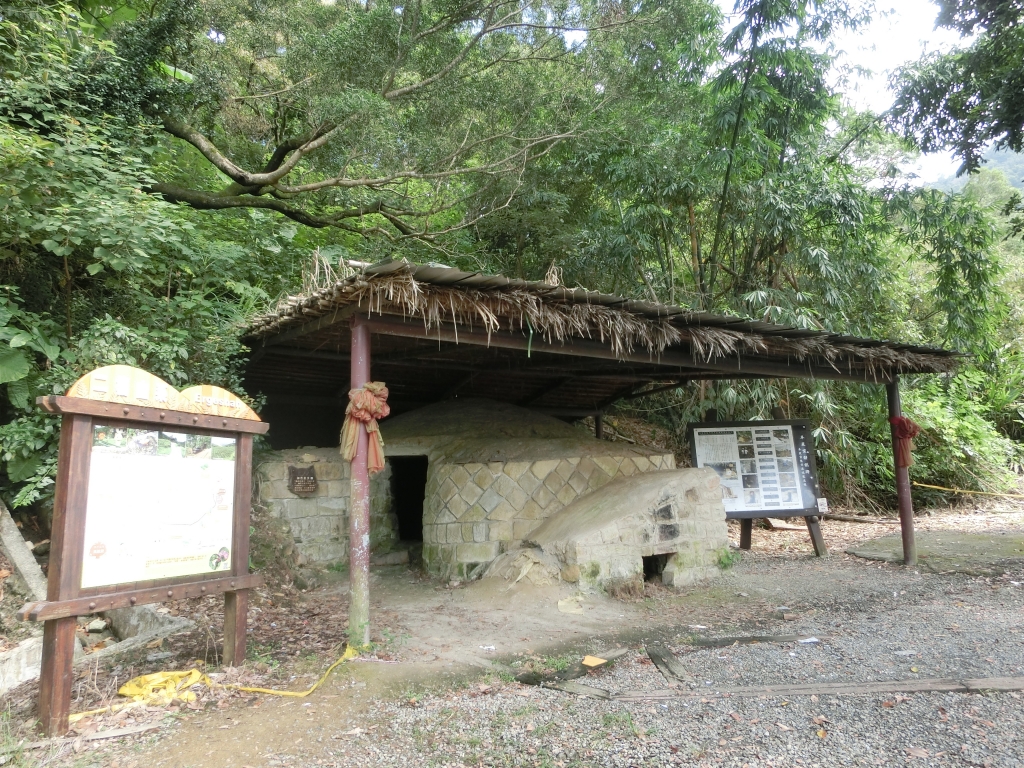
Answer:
[288, 466, 318, 496]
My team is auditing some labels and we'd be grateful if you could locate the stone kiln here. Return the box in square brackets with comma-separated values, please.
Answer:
[519, 468, 729, 591]
[244, 260, 958, 640]
[260, 399, 728, 582]
[383, 399, 676, 579]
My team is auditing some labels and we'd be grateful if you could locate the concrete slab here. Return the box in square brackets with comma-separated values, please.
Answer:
[847, 530, 1024, 574]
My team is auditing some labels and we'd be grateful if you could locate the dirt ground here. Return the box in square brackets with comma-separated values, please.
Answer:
[4, 502, 1024, 767]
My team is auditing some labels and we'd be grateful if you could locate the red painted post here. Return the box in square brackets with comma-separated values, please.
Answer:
[348, 315, 372, 647]
[886, 378, 917, 566]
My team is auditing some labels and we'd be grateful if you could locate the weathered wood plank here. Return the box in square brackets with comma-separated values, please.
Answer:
[19, 573, 264, 621]
[611, 676, 1024, 701]
[806, 515, 827, 556]
[222, 590, 248, 667]
[39, 414, 92, 736]
[37, 397, 269, 434]
[37, 617, 77, 736]
[545, 680, 612, 699]
[646, 644, 693, 683]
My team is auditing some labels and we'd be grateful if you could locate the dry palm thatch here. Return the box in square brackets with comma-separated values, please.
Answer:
[247, 264, 959, 376]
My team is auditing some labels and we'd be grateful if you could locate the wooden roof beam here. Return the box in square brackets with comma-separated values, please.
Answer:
[363, 315, 893, 384]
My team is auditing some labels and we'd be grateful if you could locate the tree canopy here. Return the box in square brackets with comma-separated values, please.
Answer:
[892, 0, 1024, 174]
[1, 0, 1022, 513]
[85, 0, 630, 238]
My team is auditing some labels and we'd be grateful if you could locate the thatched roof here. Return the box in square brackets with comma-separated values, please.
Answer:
[248, 260, 957, 374]
[242, 261, 957, 446]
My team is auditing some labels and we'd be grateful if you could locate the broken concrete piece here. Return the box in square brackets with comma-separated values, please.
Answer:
[483, 548, 561, 586]
[0, 503, 47, 602]
[87, 618, 107, 633]
[557, 595, 585, 615]
[0, 636, 43, 695]
[0, 500, 86, 695]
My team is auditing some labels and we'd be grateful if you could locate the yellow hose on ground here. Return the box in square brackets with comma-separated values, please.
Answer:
[912, 481, 1024, 499]
[69, 645, 359, 724]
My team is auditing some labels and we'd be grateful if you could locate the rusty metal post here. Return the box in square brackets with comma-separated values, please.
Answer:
[348, 315, 372, 647]
[886, 378, 917, 566]
[594, 413, 603, 440]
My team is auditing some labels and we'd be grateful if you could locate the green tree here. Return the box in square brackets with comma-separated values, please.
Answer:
[892, 0, 1024, 174]
[83, 0, 624, 240]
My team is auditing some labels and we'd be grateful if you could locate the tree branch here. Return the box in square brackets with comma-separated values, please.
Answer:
[161, 117, 342, 187]
[149, 183, 361, 231]
[272, 131, 573, 195]
[382, 6, 496, 100]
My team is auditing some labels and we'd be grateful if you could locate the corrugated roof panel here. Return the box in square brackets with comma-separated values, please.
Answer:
[364, 261, 408, 276]
[412, 266, 470, 283]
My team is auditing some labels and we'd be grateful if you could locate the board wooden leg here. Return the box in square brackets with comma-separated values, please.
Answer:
[805, 516, 827, 557]
[739, 519, 753, 550]
[38, 616, 76, 737]
[223, 589, 248, 667]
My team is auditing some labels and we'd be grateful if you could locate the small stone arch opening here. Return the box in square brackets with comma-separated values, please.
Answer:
[643, 553, 671, 582]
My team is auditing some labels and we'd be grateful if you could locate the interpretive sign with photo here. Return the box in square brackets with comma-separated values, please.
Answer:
[688, 420, 822, 517]
[18, 365, 270, 736]
[82, 427, 238, 588]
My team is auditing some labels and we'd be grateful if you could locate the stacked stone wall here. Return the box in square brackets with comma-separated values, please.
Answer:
[421, 453, 675, 579]
[256, 449, 396, 566]
[566, 476, 728, 589]
[527, 468, 729, 592]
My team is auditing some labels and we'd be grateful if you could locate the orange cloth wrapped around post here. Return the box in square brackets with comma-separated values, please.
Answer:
[340, 382, 390, 474]
[889, 416, 921, 468]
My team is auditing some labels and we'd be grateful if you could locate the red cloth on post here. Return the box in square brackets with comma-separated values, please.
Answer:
[340, 382, 390, 474]
[889, 416, 921, 468]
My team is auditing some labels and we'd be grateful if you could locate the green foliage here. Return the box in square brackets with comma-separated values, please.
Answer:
[0, 0, 1022, 517]
[716, 548, 742, 569]
[889, 189, 1002, 356]
[76, 0, 615, 238]
[0, 2, 297, 508]
[892, 0, 1024, 173]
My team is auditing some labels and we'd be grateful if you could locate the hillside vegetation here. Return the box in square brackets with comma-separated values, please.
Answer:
[1, 0, 1022, 515]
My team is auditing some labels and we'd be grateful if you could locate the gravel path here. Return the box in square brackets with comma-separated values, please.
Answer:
[26, 510, 1024, 768]
[253, 560, 1024, 768]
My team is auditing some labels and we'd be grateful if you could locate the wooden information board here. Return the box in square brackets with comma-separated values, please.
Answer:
[18, 366, 269, 736]
[688, 419, 824, 518]
[687, 419, 828, 556]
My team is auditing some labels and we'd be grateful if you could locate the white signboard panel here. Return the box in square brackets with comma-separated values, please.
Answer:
[80, 426, 236, 589]
[691, 424, 809, 514]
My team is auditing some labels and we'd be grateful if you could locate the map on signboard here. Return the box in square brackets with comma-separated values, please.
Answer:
[80, 426, 236, 589]
[691, 424, 811, 514]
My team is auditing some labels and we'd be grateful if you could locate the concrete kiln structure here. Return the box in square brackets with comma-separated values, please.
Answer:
[259, 400, 731, 584]
[244, 259, 956, 637]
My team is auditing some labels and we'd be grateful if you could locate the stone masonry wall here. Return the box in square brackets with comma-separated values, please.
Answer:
[566, 472, 728, 590]
[256, 448, 396, 566]
[527, 468, 729, 592]
[421, 452, 676, 580]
